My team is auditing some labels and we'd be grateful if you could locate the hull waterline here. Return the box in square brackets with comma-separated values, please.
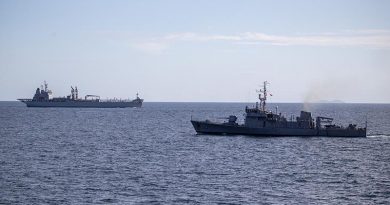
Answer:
[21, 101, 142, 108]
[191, 120, 367, 137]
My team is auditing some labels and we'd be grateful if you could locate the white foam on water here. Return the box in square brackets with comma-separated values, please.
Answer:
[367, 134, 390, 138]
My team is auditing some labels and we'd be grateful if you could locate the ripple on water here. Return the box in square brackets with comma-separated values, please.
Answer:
[0, 102, 390, 204]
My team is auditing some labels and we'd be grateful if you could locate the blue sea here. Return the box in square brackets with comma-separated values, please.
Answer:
[1, 102, 389, 204]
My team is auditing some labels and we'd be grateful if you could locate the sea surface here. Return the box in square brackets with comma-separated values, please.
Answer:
[1, 102, 389, 204]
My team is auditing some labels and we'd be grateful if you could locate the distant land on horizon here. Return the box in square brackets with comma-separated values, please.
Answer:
[310, 100, 345, 104]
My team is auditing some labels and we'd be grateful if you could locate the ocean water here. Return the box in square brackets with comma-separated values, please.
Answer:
[1, 102, 389, 204]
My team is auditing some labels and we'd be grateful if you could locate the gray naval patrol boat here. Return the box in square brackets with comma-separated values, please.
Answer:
[18, 81, 143, 108]
[191, 81, 367, 137]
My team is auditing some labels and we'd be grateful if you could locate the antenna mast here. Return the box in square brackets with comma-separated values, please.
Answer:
[258, 81, 268, 111]
[71, 86, 75, 100]
[75, 86, 78, 100]
[44, 81, 48, 92]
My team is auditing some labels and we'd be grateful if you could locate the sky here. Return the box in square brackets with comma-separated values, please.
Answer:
[1, 0, 390, 103]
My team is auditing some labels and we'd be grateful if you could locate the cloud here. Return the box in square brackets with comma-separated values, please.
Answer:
[164, 32, 243, 41]
[134, 30, 390, 53]
[133, 42, 168, 54]
[129, 30, 390, 54]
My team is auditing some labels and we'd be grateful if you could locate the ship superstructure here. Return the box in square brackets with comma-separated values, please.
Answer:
[191, 81, 366, 137]
[18, 81, 143, 108]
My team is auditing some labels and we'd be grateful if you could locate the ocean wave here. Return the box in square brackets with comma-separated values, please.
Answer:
[367, 134, 390, 138]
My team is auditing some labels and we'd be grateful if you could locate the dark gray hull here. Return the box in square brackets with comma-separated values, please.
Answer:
[22, 101, 142, 108]
[191, 120, 366, 137]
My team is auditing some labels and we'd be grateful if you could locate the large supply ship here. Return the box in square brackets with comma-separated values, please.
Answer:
[191, 81, 366, 137]
[18, 82, 143, 108]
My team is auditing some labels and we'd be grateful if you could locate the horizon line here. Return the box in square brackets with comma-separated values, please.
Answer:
[3, 100, 389, 104]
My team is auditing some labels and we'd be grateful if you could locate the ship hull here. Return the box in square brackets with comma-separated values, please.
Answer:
[191, 120, 366, 137]
[21, 101, 142, 108]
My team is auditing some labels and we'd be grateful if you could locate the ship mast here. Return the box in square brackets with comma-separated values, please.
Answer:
[71, 86, 75, 100]
[44, 81, 48, 92]
[258, 81, 268, 111]
[75, 86, 78, 100]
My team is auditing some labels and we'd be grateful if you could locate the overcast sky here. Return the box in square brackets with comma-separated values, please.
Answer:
[1, 0, 389, 102]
